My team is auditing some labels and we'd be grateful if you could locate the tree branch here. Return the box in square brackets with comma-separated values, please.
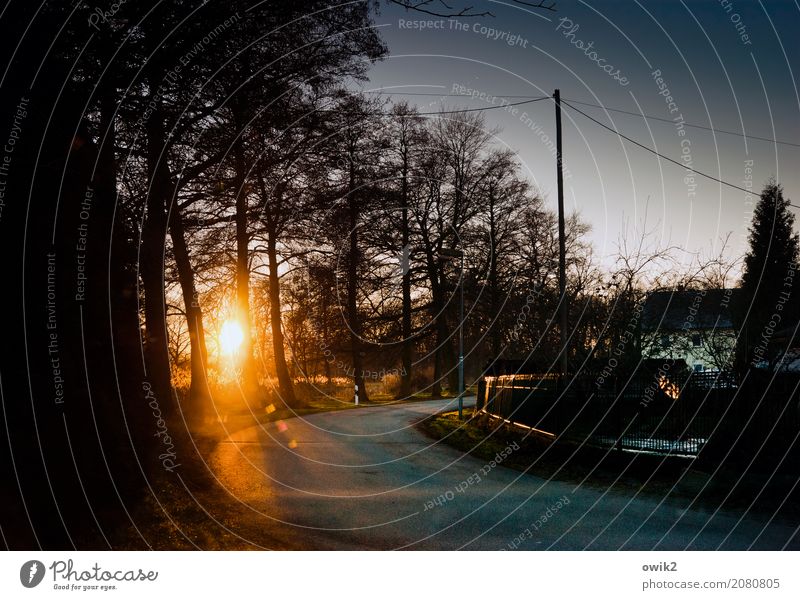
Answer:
[388, 0, 494, 17]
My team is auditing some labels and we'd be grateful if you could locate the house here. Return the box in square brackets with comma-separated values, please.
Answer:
[641, 289, 739, 373]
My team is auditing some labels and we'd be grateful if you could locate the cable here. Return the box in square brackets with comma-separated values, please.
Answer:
[563, 97, 800, 149]
[348, 89, 800, 148]
[286, 90, 797, 209]
[312, 95, 549, 117]
[364, 90, 798, 148]
[561, 99, 800, 209]
[364, 91, 546, 98]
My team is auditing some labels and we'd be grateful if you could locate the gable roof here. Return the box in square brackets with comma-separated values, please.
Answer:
[641, 289, 740, 332]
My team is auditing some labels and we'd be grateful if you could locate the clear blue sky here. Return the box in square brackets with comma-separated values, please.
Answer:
[361, 0, 800, 270]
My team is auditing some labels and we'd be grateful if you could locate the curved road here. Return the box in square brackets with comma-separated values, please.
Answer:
[210, 398, 799, 550]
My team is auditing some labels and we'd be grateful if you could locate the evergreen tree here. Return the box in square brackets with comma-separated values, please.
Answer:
[737, 180, 799, 369]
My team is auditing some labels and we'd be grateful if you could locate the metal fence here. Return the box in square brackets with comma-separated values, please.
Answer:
[477, 369, 800, 460]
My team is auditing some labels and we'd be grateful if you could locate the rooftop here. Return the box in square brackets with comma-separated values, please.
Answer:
[641, 288, 740, 332]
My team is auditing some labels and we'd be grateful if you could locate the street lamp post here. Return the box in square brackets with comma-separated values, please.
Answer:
[554, 88, 569, 376]
[438, 248, 465, 419]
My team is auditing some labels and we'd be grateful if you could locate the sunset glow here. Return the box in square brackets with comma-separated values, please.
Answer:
[219, 319, 244, 356]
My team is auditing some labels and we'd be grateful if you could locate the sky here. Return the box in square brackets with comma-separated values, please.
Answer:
[359, 0, 800, 271]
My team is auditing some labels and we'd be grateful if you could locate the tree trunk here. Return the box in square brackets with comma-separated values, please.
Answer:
[421, 243, 450, 398]
[140, 104, 175, 414]
[168, 205, 211, 420]
[436, 308, 456, 397]
[432, 344, 443, 398]
[488, 190, 500, 358]
[266, 228, 299, 407]
[399, 165, 413, 399]
[348, 156, 368, 403]
[430, 272, 454, 398]
[233, 138, 259, 397]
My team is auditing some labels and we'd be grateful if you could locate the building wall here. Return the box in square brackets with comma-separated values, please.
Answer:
[642, 328, 737, 372]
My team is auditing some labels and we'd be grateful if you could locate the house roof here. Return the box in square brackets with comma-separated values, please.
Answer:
[641, 289, 740, 332]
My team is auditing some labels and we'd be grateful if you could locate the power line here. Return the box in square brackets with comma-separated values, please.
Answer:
[563, 97, 800, 149]
[365, 90, 798, 148]
[300, 91, 797, 209]
[364, 91, 545, 98]
[561, 99, 800, 209]
[416, 95, 550, 115]
[314, 95, 549, 117]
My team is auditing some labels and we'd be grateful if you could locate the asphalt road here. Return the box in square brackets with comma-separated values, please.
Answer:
[209, 398, 799, 550]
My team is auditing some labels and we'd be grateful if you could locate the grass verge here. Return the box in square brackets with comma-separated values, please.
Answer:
[418, 407, 800, 520]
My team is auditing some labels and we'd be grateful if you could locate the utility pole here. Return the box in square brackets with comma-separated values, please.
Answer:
[554, 89, 569, 376]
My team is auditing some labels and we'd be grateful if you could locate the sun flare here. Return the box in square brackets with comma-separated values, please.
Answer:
[219, 319, 245, 356]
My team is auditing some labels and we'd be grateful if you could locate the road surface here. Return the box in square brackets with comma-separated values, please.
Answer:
[209, 398, 799, 550]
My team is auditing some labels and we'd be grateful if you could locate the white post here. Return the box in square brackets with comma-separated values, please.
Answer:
[354, 383, 359, 406]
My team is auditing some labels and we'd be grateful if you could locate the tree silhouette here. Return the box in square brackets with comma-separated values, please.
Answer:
[737, 180, 799, 369]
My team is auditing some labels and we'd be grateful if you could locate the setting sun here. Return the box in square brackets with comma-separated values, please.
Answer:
[219, 319, 245, 356]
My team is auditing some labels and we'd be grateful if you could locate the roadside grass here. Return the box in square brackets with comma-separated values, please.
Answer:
[416, 407, 673, 489]
[105, 421, 288, 550]
[419, 408, 800, 520]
